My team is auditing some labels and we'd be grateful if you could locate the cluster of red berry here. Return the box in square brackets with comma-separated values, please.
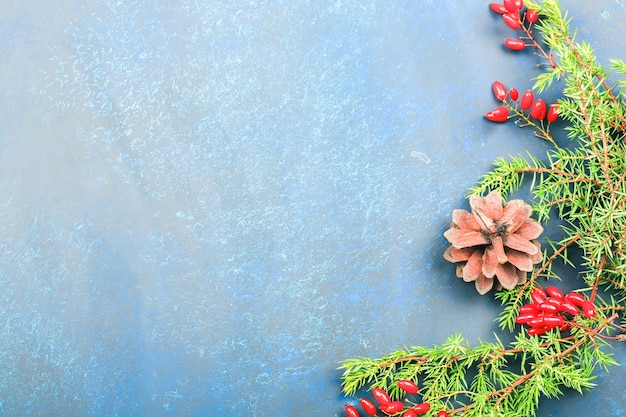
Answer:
[516, 286, 597, 336]
[484, 1, 559, 125]
[489, 0, 538, 42]
[345, 380, 448, 417]
[485, 81, 558, 124]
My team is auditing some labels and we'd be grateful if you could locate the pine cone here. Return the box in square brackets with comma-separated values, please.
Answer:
[443, 191, 543, 295]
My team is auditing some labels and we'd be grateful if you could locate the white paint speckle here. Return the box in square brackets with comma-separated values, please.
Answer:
[410, 150, 431, 164]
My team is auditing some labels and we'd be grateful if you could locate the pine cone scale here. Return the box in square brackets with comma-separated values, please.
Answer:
[503, 233, 539, 255]
[463, 249, 484, 282]
[505, 248, 534, 272]
[514, 220, 544, 240]
[475, 274, 494, 295]
[491, 235, 508, 263]
[495, 263, 518, 289]
[482, 245, 499, 278]
[452, 209, 483, 231]
[444, 228, 490, 248]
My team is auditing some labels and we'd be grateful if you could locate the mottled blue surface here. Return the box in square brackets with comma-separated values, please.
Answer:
[1, 1, 625, 416]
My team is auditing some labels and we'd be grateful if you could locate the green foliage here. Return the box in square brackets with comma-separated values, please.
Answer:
[339, 330, 604, 416]
[473, 0, 626, 304]
[340, 1, 626, 416]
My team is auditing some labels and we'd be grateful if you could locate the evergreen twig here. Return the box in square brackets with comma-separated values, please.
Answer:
[340, 1, 626, 416]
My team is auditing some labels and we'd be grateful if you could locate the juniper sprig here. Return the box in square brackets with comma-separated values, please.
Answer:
[340, 1, 626, 416]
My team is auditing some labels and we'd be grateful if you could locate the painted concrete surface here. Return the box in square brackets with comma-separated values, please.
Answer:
[1, 1, 625, 416]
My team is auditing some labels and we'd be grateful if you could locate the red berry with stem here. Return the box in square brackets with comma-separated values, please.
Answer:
[398, 379, 419, 395]
[521, 90, 534, 110]
[346, 404, 360, 417]
[411, 403, 431, 414]
[514, 0, 524, 9]
[359, 399, 377, 416]
[580, 300, 597, 318]
[559, 323, 572, 333]
[526, 10, 539, 23]
[547, 104, 559, 122]
[489, 2, 507, 14]
[509, 88, 519, 100]
[485, 107, 509, 122]
[530, 98, 547, 119]
[503, 12, 521, 30]
[380, 401, 404, 414]
[504, 38, 526, 50]
[372, 387, 391, 405]
[492, 81, 508, 101]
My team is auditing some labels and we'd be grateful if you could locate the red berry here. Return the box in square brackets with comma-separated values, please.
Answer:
[437, 412, 450, 417]
[528, 326, 549, 336]
[530, 98, 547, 119]
[403, 410, 418, 417]
[504, 38, 526, 50]
[514, 0, 524, 9]
[539, 302, 558, 313]
[566, 292, 586, 305]
[542, 315, 565, 327]
[547, 104, 559, 122]
[526, 10, 539, 23]
[372, 388, 391, 405]
[411, 403, 431, 414]
[557, 299, 579, 316]
[566, 292, 587, 307]
[509, 88, 519, 101]
[515, 313, 537, 324]
[546, 297, 576, 315]
[346, 404, 360, 417]
[530, 287, 547, 304]
[580, 300, 597, 318]
[380, 401, 404, 414]
[359, 399, 377, 416]
[492, 81, 508, 101]
[503, 12, 521, 30]
[489, 2, 507, 14]
[519, 304, 539, 315]
[398, 379, 419, 395]
[528, 316, 547, 327]
[521, 90, 534, 110]
[485, 106, 509, 123]
[545, 286, 564, 299]
[546, 297, 563, 309]
[503, 0, 517, 13]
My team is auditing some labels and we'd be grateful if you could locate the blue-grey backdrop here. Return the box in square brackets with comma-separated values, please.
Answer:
[1, 1, 625, 416]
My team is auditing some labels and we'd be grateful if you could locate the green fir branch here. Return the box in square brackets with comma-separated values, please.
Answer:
[340, 1, 626, 416]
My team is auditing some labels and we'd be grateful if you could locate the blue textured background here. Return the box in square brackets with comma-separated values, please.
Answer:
[1, 1, 625, 416]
